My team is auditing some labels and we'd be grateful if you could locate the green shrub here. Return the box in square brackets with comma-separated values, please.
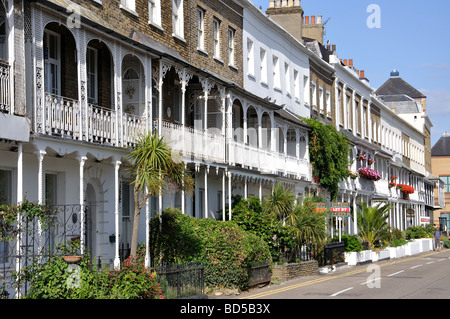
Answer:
[333, 234, 363, 252]
[444, 240, 450, 249]
[231, 196, 296, 262]
[150, 207, 271, 290]
[405, 225, 433, 240]
[19, 243, 163, 299]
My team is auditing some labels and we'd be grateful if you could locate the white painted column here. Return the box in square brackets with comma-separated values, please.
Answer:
[114, 160, 121, 269]
[353, 194, 358, 234]
[145, 197, 150, 268]
[259, 179, 262, 202]
[205, 165, 209, 218]
[222, 169, 226, 221]
[244, 176, 248, 199]
[79, 155, 87, 255]
[228, 170, 232, 220]
[15, 143, 23, 299]
[36, 150, 46, 254]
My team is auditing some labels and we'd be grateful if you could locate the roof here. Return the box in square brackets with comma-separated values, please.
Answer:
[432, 133, 450, 156]
[379, 95, 421, 113]
[375, 71, 426, 99]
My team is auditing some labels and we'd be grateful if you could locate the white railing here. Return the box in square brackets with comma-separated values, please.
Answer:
[0, 59, 10, 113]
[122, 112, 147, 147]
[156, 119, 226, 163]
[88, 103, 115, 145]
[42, 92, 148, 147]
[44, 93, 81, 139]
[231, 141, 311, 180]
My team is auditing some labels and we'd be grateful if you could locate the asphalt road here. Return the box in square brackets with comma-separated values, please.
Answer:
[228, 249, 450, 299]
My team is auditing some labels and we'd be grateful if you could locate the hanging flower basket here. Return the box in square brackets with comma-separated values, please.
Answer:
[357, 152, 367, 161]
[358, 167, 381, 181]
[368, 158, 376, 165]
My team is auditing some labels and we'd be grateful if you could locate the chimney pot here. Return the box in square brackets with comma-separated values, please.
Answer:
[349, 59, 353, 67]
[332, 44, 336, 51]
[360, 70, 365, 79]
[311, 15, 316, 24]
[344, 59, 347, 66]
[305, 16, 309, 24]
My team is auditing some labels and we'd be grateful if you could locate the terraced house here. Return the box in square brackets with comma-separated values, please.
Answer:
[264, 0, 440, 234]
[0, 0, 441, 298]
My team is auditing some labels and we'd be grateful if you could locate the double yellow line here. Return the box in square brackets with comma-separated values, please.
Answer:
[240, 251, 439, 299]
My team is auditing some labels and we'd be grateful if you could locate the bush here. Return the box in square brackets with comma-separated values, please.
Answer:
[405, 225, 433, 240]
[231, 196, 296, 262]
[333, 234, 363, 252]
[150, 207, 271, 290]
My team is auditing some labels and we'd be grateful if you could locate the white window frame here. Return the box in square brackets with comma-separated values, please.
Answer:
[197, 8, 205, 51]
[172, 0, 184, 40]
[44, 30, 61, 96]
[273, 55, 280, 90]
[120, 0, 137, 15]
[228, 28, 235, 67]
[293, 69, 300, 101]
[148, 0, 162, 28]
[247, 38, 254, 77]
[303, 75, 309, 106]
[213, 18, 221, 60]
[285, 62, 290, 97]
[326, 90, 331, 115]
[260, 48, 267, 84]
[86, 46, 98, 105]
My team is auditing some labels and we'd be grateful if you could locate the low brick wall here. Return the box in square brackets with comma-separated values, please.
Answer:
[271, 260, 318, 282]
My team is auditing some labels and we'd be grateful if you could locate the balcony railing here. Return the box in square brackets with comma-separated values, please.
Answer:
[231, 141, 311, 180]
[42, 92, 146, 147]
[156, 119, 226, 163]
[0, 59, 11, 113]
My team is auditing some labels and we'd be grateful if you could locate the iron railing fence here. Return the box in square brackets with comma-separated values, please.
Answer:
[156, 262, 205, 299]
[0, 204, 88, 299]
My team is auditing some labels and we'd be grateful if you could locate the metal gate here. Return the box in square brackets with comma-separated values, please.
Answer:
[0, 204, 87, 299]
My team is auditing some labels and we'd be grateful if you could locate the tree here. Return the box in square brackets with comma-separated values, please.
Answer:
[292, 196, 327, 246]
[356, 202, 392, 249]
[263, 182, 295, 226]
[125, 132, 194, 257]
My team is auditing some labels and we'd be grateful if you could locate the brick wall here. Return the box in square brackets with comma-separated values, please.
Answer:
[69, 0, 243, 86]
[271, 260, 318, 282]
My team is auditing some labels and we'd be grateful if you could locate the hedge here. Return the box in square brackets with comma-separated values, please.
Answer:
[149, 207, 271, 290]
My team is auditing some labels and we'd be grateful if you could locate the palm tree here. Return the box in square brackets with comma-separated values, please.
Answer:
[263, 182, 295, 225]
[292, 196, 327, 246]
[357, 202, 392, 249]
[125, 132, 194, 257]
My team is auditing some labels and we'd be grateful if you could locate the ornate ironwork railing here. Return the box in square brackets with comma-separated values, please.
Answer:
[0, 204, 87, 299]
[0, 59, 10, 113]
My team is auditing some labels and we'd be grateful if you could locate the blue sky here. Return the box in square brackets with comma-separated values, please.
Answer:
[250, 0, 450, 147]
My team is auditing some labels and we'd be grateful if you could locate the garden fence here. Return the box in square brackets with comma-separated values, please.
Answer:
[0, 204, 90, 299]
[156, 262, 205, 299]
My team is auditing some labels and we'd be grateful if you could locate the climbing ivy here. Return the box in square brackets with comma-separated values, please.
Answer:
[302, 118, 351, 200]
[0, 199, 55, 242]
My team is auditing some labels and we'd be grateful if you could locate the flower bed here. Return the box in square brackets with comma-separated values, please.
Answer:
[358, 167, 381, 181]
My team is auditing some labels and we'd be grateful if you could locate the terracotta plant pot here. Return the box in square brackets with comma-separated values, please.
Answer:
[62, 255, 82, 264]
